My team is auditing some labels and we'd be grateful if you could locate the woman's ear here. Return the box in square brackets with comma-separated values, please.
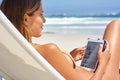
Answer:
[23, 13, 31, 26]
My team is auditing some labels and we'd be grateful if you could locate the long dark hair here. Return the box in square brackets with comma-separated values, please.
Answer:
[0, 0, 41, 42]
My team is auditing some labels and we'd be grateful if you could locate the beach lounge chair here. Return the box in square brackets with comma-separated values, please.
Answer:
[0, 10, 65, 80]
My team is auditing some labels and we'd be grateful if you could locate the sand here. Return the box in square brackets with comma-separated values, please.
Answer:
[32, 33, 103, 53]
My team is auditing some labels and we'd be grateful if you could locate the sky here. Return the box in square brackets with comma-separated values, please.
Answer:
[0, 0, 120, 16]
[42, 0, 120, 16]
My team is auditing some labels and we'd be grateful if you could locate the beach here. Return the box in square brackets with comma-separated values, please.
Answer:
[33, 16, 119, 53]
[32, 33, 102, 66]
[32, 16, 116, 66]
[33, 17, 120, 53]
[32, 33, 102, 53]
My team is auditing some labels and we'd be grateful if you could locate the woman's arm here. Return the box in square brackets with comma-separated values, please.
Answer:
[70, 42, 110, 80]
[33, 42, 111, 80]
[90, 42, 110, 80]
[33, 43, 94, 80]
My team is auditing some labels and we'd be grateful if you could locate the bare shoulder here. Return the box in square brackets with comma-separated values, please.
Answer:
[32, 43, 61, 57]
[33, 43, 59, 50]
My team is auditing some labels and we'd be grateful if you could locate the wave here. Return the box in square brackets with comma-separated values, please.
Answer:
[44, 17, 119, 25]
[44, 26, 105, 29]
[43, 17, 120, 34]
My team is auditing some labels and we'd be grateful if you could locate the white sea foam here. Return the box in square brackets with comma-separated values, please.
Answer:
[45, 17, 111, 25]
[43, 17, 120, 34]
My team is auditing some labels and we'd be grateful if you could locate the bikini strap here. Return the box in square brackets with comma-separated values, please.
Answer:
[63, 53, 76, 68]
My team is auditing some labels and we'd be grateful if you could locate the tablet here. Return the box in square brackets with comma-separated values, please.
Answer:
[80, 39, 106, 72]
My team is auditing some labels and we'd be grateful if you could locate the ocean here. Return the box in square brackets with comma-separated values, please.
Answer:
[43, 17, 120, 35]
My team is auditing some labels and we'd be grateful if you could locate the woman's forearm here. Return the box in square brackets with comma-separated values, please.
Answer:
[90, 61, 107, 80]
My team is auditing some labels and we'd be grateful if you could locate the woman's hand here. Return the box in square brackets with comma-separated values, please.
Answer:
[98, 40, 110, 64]
[90, 40, 111, 80]
[70, 46, 85, 61]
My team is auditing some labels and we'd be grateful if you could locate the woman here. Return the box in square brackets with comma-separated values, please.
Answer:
[1, 0, 120, 80]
